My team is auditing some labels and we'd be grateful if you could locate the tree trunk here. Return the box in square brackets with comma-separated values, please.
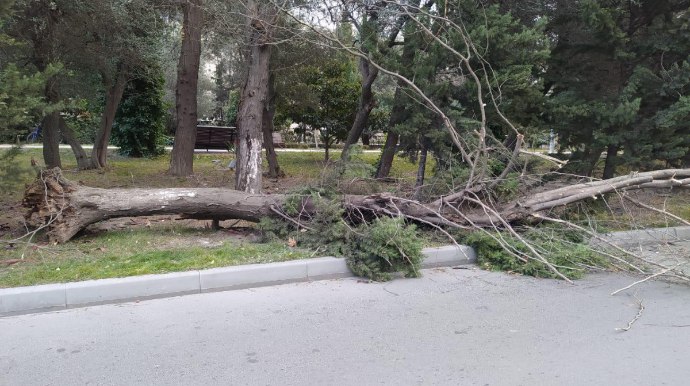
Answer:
[341, 58, 378, 161]
[415, 143, 428, 189]
[361, 133, 371, 147]
[412, 142, 428, 200]
[58, 116, 90, 170]
[23, 168, 690, 243]
[262, 72, 281, 178]
[376, 132, 398, 178]
[236, 0, 275, 193]
[323, 130, 330, 162]
[169, 0, 203, 177]
[602, 143, 619, 179]
[91, 69, 128, 169]
[41, 112, 61, 169]
[375, 21, 416, 178]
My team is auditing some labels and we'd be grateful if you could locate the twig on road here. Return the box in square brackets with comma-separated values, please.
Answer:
[616, 293, 644, 332]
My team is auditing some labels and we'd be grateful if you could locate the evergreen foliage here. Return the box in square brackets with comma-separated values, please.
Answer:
[259, 185, 423, 281]
[0, 63, 61, 141]
[546, 0, 690, 176]
[0, 145, 33, 194]
[462, 227, 608, 280]
[346, 217, 423, 281]
[111, 66, 168, 157]
[386, 2, 549, 179]
[274, 44, 360, 158]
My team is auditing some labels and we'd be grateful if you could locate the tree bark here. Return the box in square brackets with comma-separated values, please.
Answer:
[602, 143, 619, 179]
[415, 143, 428, 189]
[262, 72, 281, 178]
[341, 58, 378, 161]
[374, 20, 416, 178]
[376, 132, 398, 178]
[58, 116, 90, 170]
[236, 0, 275, 193]
[412, 142, 428, 200]
[41, 112, 62, 169]
[91, 69, 128, 169]
[169, 0, 203, 177]
[25, 168, 690, 243]
[24, 169, 282, 243]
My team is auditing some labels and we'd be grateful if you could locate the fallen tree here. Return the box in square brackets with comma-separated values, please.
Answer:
[23, 168, 690, 243]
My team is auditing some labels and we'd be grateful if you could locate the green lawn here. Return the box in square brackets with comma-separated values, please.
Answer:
[1, 226, 312, 288]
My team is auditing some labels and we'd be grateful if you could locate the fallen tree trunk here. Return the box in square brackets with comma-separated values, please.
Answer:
[23, 168, 690, 243]
[24, 169, 282, 242]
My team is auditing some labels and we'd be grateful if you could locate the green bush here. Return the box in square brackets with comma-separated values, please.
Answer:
[111, 66, 167, 157]
[346, 217, 423, 281]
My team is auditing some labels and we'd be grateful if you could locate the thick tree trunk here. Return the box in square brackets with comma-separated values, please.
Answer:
[169, 0, 203, 177]
[375, 86, 409, 178]
[341, 58, 378, 161]
[602, 143, 619, 179]
[376, 132, 398, 178]
[58, 116, 90, 170]
[235, 0, 275, 193]
[41, 112, 61, 169]
[91, 69, 128, 169]
[374, 21, 416, 178]
[24, 169, 281, 243]
[262, 73, 281, 178]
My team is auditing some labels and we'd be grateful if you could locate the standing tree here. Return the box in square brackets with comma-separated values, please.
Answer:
[275, 52, 360, 162]
[547, 0, 690, 178]
[111, 63, 168, 158]
[169, 0, 203, 176]
[234, 0, 277, 192]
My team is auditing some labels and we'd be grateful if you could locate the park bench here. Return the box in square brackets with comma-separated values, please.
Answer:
[195, 125, 237, 151]
[193, 125, 285, 151]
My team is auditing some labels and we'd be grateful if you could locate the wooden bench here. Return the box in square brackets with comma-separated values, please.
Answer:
[195, 125, 237, 151]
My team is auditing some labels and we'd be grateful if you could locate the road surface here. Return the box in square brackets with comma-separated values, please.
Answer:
[1, 268, 690, 386]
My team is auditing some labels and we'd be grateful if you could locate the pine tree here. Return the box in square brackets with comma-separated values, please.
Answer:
[546, 0, 690, 177]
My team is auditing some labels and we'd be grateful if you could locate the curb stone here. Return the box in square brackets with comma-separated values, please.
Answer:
[0, 246, 476, 316]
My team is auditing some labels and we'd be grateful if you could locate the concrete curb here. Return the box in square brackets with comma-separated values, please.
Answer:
[0, 245, 476, 316]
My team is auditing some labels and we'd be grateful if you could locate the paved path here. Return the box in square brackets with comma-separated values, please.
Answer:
[0, 144, 380, 153]
[628, 240, 690, 277]
[2, 268, 689, 385]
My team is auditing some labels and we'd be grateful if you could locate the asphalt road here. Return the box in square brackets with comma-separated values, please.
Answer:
[1, 268, 690, 386]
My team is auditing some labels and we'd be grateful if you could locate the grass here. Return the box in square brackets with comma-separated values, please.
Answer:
[0, 146, 428, 288]
[557, 191, 690, 232]
[1, 226, 312, 288]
